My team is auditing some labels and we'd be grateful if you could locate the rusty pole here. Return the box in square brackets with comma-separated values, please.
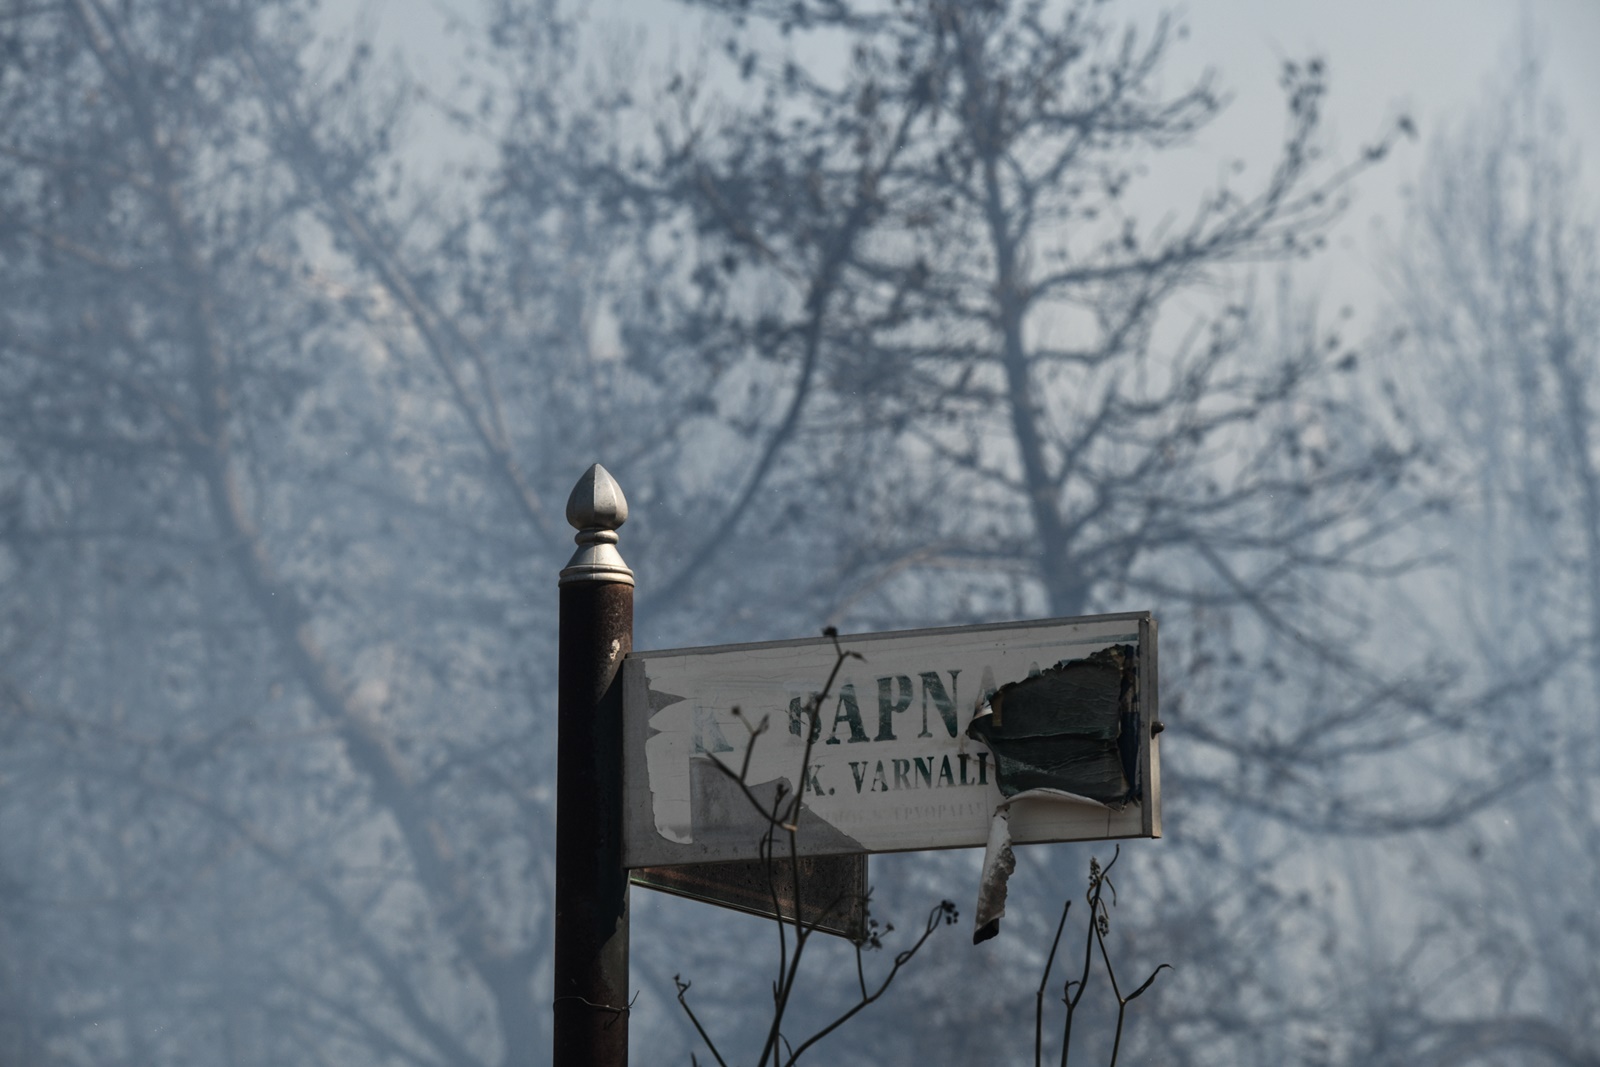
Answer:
[554, 464, 633, 1067]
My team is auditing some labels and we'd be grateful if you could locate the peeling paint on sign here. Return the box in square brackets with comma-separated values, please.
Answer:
[972, 806, 1017, 943]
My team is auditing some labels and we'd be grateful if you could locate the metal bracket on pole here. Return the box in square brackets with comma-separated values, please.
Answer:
[554, 463, 633, 1067]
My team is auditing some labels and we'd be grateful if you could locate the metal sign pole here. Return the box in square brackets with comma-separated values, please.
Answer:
[554, 464, 633, 1067]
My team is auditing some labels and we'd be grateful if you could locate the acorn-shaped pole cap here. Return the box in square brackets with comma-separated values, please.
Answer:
[559, 463, 634, 586]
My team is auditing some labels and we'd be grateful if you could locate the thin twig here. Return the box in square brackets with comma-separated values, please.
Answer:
[1037, 900, 1072, 1067]
[674, 976, 730, 1067]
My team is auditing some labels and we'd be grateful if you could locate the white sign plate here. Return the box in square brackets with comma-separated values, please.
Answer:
[622, 613, 1159, 868]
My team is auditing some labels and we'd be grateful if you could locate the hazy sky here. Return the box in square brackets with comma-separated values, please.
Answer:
[339, 0, 1599, 323]
[1168, 0, 1600, 318]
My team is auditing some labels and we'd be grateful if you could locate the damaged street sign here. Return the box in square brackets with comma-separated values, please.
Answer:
[622, 612, 1159, 870]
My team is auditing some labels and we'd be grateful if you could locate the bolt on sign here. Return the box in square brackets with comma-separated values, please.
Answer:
[622, 612, 1159, 872]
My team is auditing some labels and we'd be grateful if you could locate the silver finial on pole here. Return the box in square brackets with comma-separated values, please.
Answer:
[559, 463, 634, 586]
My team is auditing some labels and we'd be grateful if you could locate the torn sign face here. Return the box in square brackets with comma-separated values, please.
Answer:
[964, 645, 1141, 807]
[966, 645, 1147, 942]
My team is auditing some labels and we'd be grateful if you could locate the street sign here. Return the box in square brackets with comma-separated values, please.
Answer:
[630, 854, 868, 940]
[622, 612, 1159, 870]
